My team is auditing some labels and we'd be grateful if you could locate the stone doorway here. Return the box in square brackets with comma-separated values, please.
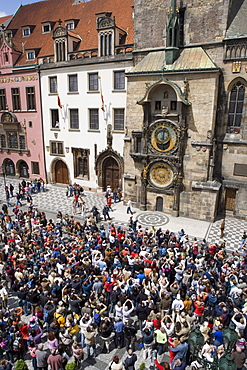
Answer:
[55, 160, 69, 184]
[156, 196, 163, 211]
[225, 188, 237, 211]
[103, 157, 120, 191]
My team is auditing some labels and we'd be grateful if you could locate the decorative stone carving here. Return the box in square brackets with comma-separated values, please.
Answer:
[53, 26, 67, 38]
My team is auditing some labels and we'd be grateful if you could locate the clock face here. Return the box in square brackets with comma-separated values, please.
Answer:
[150, 121, 178, 153]
[149, 162, 174, 188]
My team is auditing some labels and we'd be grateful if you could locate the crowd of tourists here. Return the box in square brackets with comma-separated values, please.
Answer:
[0, 180, 247, 370]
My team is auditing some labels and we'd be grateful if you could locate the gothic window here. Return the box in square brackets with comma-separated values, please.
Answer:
[136, 137, 142, 153]
[228, 81, 245, 133]
[26, 87, 36, 110]
[0, 89, 7, 111]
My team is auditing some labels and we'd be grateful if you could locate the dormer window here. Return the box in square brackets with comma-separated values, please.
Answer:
[22, 27, 30, 36]
[27, 50, 35, 60]
[66, 22, 74, 30]
[42, 23, 51, 33]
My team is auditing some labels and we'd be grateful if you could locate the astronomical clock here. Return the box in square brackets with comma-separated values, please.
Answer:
[147, 120, 179, 190]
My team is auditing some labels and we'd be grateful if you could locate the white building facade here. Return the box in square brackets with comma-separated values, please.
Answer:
[40, 56, 132, 191]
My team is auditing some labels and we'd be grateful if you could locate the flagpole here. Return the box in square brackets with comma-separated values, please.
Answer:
[98, 76, 107, 121]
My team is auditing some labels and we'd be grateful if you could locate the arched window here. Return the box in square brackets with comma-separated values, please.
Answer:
[228, 81, 245, 133]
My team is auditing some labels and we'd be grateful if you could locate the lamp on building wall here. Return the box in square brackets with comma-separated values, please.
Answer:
[65, 147, 69, 153]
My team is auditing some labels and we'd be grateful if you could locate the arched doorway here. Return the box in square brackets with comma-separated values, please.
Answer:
[3, 159, 15, 176]
[19, 160, 29, 178]
[55, 160, 69, 184]
[156, 196, 163, 211]
[103, 157, 120, 191]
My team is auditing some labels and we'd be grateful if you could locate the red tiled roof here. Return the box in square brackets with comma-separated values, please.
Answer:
[7, 0, 134, 66]
[0, 15, 12, 23]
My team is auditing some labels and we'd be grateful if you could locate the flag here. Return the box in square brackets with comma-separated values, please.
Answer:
[57, 95, 62, 109]
[99, 77, 105, 112]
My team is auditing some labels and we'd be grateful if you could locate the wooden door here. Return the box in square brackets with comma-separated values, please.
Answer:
[19, 161, 29, 178]
[156, 196, 163, 211]
[55, 160, 69, 184]
[225, 188, 236, 211]
[103, 158, 120, 191]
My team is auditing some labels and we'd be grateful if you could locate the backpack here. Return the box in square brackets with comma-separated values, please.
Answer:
[94, 312, 101, 324]
[13, 337, 21, 351]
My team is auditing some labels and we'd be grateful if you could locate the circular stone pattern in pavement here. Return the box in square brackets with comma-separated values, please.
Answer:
[136, 212, 169, 226]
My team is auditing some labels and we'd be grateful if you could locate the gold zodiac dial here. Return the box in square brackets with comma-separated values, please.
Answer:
[149, 162, 174, 188]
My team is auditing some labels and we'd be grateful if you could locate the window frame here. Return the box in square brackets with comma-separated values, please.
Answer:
[227, 80, 246, 133]
[69, 108, 79, 130]
[66, 21, 75, 30]
[113, 108, 125, 131]
[88, 73, 99, 91]
[42, 23, 51, 33]
[11, 87, 21, 111]
[68, 74, 78, 92]
[26, 51, 35, 60]
[22, 27, 31, 36]
[51, 109, 59, 128]
[0, 89, 7, 111]
[26, 86, 36, 110]
[31, 161, 40, 175]
[49, 76, 57, 94]
[114, 70, 125, 90]
[50, 141, 64, 155]
[89, 108, 99, 130]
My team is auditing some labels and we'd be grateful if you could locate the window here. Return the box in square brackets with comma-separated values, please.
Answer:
[29, 121, 33, 128]
[49, 76, 57, 93]
[0, 89, 7, 111]
[11, 88, 21, 111]
[114, 71, 125, 90]
[23, 27, 30, 36]
[228, 81, 245, 133]
[155, 101, 161, 111]
[8, 133, 18, 148]
[51, 109, 59, 128]
[26, 87, 36, 110]
[68, 75, 78, 92]
[50, 141, 64, 155]
[89, 109, 99, 130]
[88, 73, 98, 91]
[27, 51, 35, 60]
[19, 135, 26, 149]
[171, 101, 177, 111]
[55, 40, 66, 62]
[32, 161, 40, 175]
[42, 24, 50, 33]
[70, 109, 79, 129]
[66, 22, 74, 30]
[73, 148, 89, 179]
[0, 135, 6, 148]
[114, 108, 124, 130]
[136, 137, 142, 153]
[100, 32, 113, 56]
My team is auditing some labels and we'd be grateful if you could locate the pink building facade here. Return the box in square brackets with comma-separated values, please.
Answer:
[0, 32, 46, 180]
